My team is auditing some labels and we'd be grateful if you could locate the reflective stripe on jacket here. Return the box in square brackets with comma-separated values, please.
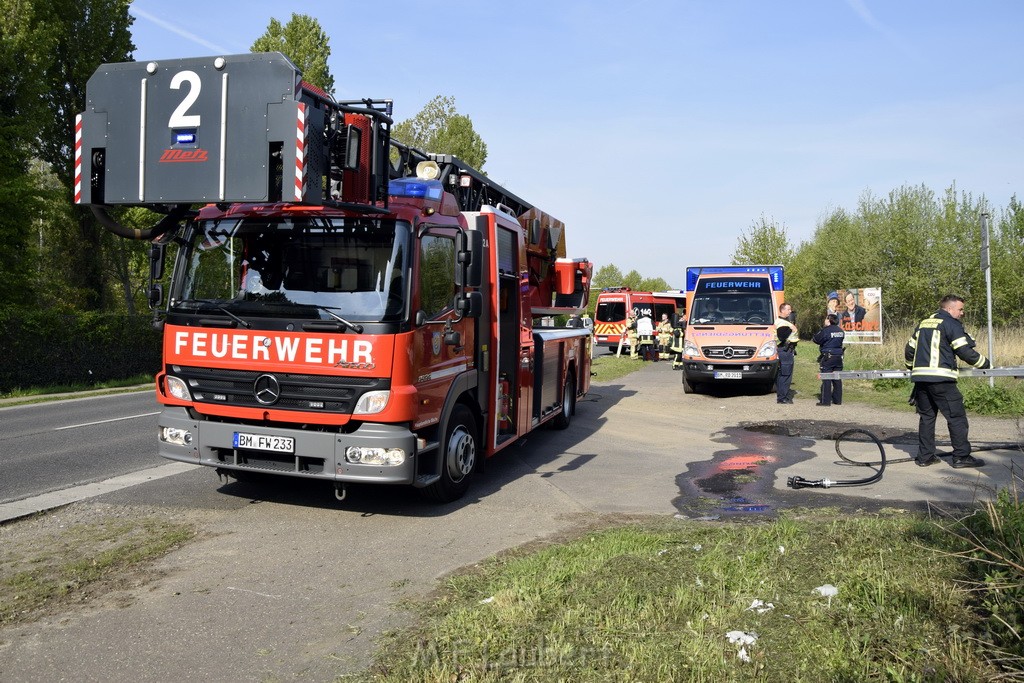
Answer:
[904, 309, 990, 382]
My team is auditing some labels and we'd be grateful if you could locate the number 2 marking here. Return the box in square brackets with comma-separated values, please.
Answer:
[169, 70, 201, 128]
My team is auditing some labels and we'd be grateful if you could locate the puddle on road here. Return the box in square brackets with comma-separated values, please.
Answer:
[673, 424, 816, 519]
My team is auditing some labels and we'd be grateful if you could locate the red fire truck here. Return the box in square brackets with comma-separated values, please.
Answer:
[593, 288, 686, 353]
[75, 53, 593, 502]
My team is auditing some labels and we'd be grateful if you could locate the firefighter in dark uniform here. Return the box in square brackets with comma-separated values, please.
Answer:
[904, 294, 990, 468]
[670, 315, 686, 369]
[774, 302, 798, 404]
[812, 313, 845, 406]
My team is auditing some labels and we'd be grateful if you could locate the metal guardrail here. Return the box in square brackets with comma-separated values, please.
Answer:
[818, 366, 1024, 380]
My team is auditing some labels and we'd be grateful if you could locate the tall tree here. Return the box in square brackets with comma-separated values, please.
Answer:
[592, 264, 624, 290]
[731, 215, 794, 266]
[0, 0, 53, 308]
[251, 14, 334, 94]
[392, 95, 488, 170]
[22, 0, 135, 311]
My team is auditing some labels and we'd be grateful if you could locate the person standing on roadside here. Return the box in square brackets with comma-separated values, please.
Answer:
[905, 294, 991, 468]
[774, 302, 798, 404]
[812, 313, 845, 406]
[656, 313, 673, 359]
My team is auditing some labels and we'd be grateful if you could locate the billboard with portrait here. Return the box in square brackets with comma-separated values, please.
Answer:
[825, 287, 882, 343]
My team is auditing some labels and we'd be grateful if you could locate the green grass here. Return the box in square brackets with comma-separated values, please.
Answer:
[0, 374, 154, 404]
[354, 512, 1014, 682]
[0, 516, 196, 627]
[590, 351, 646, 383]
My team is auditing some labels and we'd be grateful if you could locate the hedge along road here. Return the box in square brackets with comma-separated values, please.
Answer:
[1, 364, 1021, 681]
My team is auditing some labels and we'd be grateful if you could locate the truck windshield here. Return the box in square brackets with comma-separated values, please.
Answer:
[689, 294, 774, 324]
[172, 216, 411, 322]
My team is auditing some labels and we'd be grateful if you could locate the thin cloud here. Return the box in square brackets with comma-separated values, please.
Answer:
[844, 0, 924, 64]
[130, 6, 230, 54]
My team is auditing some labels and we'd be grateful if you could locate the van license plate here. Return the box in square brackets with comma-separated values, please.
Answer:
[714, 371, 742, 380]
[233, 432, 295, 453]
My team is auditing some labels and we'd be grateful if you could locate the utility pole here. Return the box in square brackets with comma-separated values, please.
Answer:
[980, 212, 995, 388]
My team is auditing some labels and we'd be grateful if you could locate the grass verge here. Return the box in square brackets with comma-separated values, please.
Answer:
[0, 515, 196, 627]
[356, 508, 1021, 682]
[590, 351, 646, 383]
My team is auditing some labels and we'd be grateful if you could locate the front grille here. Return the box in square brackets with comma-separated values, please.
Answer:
[172, 365, 387, 413]
[701, 345, 756, 360]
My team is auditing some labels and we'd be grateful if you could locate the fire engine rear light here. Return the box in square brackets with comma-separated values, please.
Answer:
[166, 375, 192, 401]
[345, 446, 406, 466]
[353, 390, 390, 415]
[160, 426, 193, 447]
[388, 177, 443, 200]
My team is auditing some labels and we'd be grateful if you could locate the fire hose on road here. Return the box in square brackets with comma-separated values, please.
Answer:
[789, 366, 1024, 489]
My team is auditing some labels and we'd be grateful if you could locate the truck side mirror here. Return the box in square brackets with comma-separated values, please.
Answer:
[149, 242, 165, 281]
[455, 292, 482, 318]
[456, 227, 483, 287]
[343, 125, 362, 171]
[148, 283, 164, 309]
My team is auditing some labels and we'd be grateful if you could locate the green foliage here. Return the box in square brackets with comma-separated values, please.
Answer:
[0, 309, 161, 393]
[959, 380, 1024, 416]
[949, 482, 1024, 674]
[591, 264, 624, 290]
[786, 183, 1014, 329]
[392, 95, 488, 170]
[0, 0, 135, 312]
[639, 277, 670, 291]
[251, 13, 334, 94]
[731, 214, 794, 266]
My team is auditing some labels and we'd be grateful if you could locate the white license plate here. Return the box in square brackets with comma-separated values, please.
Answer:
[714, 371, 742, 380]
[233, 432, 295, 454]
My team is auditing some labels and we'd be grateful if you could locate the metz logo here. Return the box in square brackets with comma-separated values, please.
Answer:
[160, 149, 209, 163]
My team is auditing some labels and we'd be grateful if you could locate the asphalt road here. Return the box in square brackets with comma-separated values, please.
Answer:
[0, 391, 163, 503]
[0, 365, 1021, 681]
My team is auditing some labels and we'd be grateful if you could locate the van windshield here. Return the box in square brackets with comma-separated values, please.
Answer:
[689, 294, 774, 324]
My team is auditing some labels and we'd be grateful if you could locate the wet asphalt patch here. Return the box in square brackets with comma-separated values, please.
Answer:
[672, 420, 923, 520]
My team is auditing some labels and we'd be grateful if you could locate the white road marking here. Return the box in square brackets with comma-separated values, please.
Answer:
[54, 412, 161, 431]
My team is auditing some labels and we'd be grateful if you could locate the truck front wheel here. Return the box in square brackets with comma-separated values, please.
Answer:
[682, 374, 699, 394]
[421, 405, 477, 503]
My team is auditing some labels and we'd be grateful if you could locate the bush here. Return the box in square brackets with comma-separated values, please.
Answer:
[961, 380, 1024, 416]
[0, 309, 161, 393]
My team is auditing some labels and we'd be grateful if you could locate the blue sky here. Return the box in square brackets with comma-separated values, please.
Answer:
[128, 1, 1024, 288]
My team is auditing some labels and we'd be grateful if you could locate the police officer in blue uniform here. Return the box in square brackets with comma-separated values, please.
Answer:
[812, 313, 845, 406]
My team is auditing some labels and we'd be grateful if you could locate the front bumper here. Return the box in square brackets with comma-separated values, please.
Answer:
[681, 359, 779, 384]
[157, 407, 418, 484]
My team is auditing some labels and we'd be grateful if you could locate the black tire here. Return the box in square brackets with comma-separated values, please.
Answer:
[553, 373, 576, 429]
[682, 374, 698, 394]
[421, 405, 478, 503]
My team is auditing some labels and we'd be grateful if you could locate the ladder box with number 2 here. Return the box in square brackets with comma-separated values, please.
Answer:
[75, 52, 328, 206]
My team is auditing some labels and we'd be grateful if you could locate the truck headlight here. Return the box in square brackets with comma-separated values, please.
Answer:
[166, 375, 192, 401]
[345, 446, 406, 466]
[353, 390, 390, 415]
[758, 339, 778, 358]
[683, 340, 700, 357]
[160, 426, 193, 446]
